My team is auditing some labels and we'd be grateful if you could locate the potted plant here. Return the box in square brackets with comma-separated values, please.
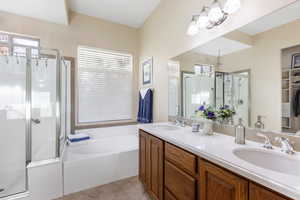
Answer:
[195, 104, 216, 135]
[217, 105, 236, 125]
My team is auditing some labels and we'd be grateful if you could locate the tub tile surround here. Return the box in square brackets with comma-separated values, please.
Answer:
[139, 123, 300, 200]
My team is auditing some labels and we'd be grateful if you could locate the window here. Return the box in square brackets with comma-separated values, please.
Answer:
[0, 31, 40, 57]
[77, 46, 133, 124]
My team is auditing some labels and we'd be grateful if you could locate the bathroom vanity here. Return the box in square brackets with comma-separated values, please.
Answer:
[138, 124, 299, 200]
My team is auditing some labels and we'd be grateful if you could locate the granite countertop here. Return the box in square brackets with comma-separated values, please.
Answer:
[138, 122, 300, 200]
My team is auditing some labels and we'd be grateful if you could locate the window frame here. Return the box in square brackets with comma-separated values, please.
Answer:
[75, 45, 136, 128]
[0, 31, 40, 57]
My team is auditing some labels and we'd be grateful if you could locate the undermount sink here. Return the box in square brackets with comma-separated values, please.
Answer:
[151, 124, 180, 131]
[233, 148, 300, 176]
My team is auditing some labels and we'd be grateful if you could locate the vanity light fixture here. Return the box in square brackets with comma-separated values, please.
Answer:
[187, 16, 199, 36]
[208, 0, 225, 23]
[187, 0, 241, 35]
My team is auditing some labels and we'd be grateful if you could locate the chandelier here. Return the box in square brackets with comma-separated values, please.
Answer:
[187, 0, 241, 35]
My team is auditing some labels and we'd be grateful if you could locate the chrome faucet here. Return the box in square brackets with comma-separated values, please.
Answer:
[174, 105, 185, 127]
[175, 117, 185, 127]
[275, 137, 295, 155]
[257, 133, 273, 149]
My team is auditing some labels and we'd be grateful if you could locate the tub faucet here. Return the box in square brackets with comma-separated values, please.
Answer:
[275, 137, 295, 155]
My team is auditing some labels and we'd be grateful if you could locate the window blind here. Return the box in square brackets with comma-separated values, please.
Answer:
[77, 46, 133, 123]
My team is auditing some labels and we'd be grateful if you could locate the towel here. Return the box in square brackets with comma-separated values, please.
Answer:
[140, 88, 149, 99]
[68, 133, 90, 143]
[138, 88, 153, 123]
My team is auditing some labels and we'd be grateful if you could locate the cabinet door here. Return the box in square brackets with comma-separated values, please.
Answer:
[139, 131, 148, 186]
[200, 159, 248, 200]
[165, 189, 178, 200]
[148, 135, 164, 200]
[165, 160, 196, 200]
[249, 183, 291, 200]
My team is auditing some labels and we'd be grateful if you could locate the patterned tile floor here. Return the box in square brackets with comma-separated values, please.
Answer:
[56, 176, 151, 200]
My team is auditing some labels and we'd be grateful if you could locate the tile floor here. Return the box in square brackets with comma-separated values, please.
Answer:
[56, 176, 151, 200]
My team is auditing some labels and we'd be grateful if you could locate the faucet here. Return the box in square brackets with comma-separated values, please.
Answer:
[275, 137, 295, 155]
[175, 117, 185, 127]
[257, 133, 273, 149]
[174, 105, 185, 127]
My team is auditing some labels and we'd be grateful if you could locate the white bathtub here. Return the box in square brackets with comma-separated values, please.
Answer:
[63, 125, 139, 195]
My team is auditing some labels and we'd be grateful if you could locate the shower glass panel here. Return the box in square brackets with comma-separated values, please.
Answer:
[31, 57, 58, 161]
[232, 72, 250, 126]
[224, 71, 250, 126]
[0, 56, 27, 198]
[182, 73, 215, 119]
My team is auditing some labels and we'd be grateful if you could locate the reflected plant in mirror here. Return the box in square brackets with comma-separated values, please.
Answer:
[216, 105, 236, 125]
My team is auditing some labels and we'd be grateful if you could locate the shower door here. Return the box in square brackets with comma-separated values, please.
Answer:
[0, 56, 27, 198]
[31, 57, 59, 161]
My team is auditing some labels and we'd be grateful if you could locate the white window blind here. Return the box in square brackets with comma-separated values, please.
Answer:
[77, 46, 133, 123]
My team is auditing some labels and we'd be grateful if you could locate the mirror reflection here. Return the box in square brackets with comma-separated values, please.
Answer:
[169, 1, 300, 134]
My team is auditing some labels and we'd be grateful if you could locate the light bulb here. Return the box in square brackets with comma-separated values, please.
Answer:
[197, 7, 209, 28]
[224, 0, 241, 14]
[208, 0, 224, 23]
[187, 17, 199, 36]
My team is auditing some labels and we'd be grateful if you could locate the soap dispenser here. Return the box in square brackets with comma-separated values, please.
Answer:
[235, 118, 245, 144]
[254, 115, 264, 130]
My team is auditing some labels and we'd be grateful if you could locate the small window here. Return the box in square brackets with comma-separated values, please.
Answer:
[0, 46, 9, 56]
[0, 34, 8, 43]
[13, 37, 39, 47]
[0, 31, 40, 57]
[77, 46, 133, 124]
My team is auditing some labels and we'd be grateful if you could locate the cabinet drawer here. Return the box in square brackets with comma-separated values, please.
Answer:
[165, 143, 197, 175]
[165, 160, 196, 200]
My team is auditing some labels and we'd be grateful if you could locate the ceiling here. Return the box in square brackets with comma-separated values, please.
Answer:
[239, 1, 300, 35]
[0, 0, 161, 28]
[193, 37, 252, 57]
[68, 0, 161, 28]
[0, 0, 69, 25]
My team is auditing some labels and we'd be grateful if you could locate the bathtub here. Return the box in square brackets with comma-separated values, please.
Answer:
[63, 125, 139, 195]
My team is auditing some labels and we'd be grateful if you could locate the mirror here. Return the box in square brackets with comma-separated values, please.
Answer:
[168, 1, 300, 135]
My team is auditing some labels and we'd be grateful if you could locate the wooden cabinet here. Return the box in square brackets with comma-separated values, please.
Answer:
[165, 160, 196, 200]
[249, 183, 291, 200]
[139, 130, 164, 200]
[165, 189, 177, 200]
[199, 159, 248, 200]
[165, 143, 197, 176]
[139, 129, 294, 200]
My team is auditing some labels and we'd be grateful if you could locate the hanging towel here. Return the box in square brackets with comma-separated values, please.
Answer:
[293, 88, 300, 117]
[138, 88, 153, 123]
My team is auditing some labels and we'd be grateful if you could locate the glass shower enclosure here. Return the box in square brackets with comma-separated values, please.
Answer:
[0, 48, 68, 198]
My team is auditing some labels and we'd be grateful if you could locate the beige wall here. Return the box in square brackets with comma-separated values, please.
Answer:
[220, 19, 300, 131]
[139, 0, 297, 122]
[0, 11, 140, 126]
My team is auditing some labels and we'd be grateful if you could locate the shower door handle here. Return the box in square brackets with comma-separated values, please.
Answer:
[31, 118, 41, 124]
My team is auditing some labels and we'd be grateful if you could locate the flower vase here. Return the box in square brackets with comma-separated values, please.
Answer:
[202, 120, 214, 135]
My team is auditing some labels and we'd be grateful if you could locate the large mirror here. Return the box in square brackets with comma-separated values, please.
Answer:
[168, 1, 300, 135]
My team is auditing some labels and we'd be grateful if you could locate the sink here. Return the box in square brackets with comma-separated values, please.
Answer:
[151, 124, 180, 131]
[233, 148, 300, 176]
